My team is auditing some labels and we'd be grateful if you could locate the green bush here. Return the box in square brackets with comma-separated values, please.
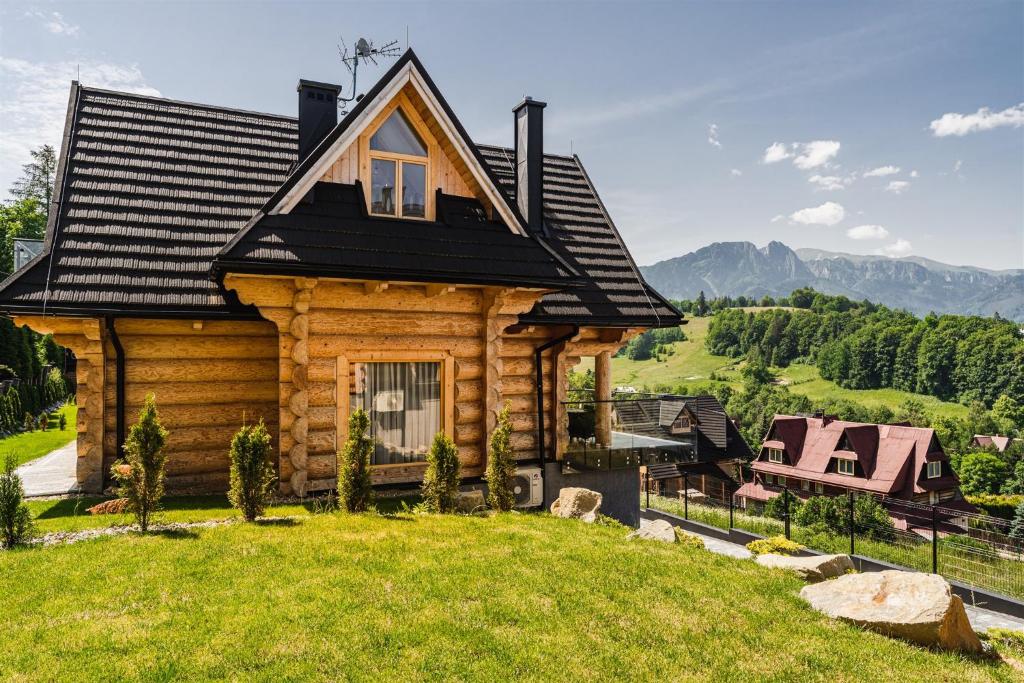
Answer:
[966, 493, 1023, 521]
[0, 453, 33, 547]
[22, 412, 32, 432]
[675, 529, 705, 549]
[227, 419, 276, 522]
[485, 403, 515, 512]
[421, 432, 461, 513]
[764, 490, 802, 521]
[747, 535, 805, 556]
[111, 394, 168, 532]
[337, 409, 373, 512]
[58, 413, 66, 431]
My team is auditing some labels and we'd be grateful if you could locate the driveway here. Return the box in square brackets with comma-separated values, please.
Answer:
[15, 441, 80, 497]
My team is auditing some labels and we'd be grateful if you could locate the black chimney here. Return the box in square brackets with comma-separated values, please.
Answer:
[513, 96, 547, 234]
[297, 79, 342, 161]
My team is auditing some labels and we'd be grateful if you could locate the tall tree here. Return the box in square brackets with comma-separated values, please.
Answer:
[10, 145, 57, 216]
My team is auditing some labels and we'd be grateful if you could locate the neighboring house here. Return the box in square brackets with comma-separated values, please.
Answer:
[736, 414, 974, 527]
[13, 239, 43, 272]
[0, 51, 680, 495]
[970, 434, 1018, 453]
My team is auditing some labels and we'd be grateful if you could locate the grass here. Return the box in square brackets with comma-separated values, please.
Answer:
[583, 312, 969, 420]
[0, 508, 1015, 681]
[0, 403, 77, 468]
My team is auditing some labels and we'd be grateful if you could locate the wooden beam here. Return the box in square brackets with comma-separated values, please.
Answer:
[425, 284, 456, 298]
[363, 281, 389, 295]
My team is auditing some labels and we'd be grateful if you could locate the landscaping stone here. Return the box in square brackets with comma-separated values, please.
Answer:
[455, 489, 486, 513]
[800, 570, 983, 653]
[627, 518, 677, 542]
[755, 553, 854, 582]
[549, 487, 602, 523]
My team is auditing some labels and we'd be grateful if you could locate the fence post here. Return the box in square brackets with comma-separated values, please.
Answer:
[683, 472, 689, 520]
[931, 504, 938, 575]
[645, 470, 650, 510]
[729, 488, 734, 530]
[783, 486, 791, 540]
[848, 489, 855, 556]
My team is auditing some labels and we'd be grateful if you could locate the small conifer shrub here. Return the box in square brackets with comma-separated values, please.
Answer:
[111, 394, 168, 532]
[485, 402, 516, 511]
[227, 419, 276, 522]
[422, 432, 461, 513]
[0, 453, 33, 547]
[337, 409, 374, 512]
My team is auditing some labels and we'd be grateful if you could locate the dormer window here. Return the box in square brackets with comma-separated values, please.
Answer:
[926, 461, 942, 479]
[837, 459, 855, 476]
[368, 108, 429, 219]
[767, 447, 783, 463]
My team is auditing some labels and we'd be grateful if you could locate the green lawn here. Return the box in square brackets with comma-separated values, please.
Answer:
[0, 403, 78, 468]
[0, 510, 1014, 681]
[586, 313, 968, 420]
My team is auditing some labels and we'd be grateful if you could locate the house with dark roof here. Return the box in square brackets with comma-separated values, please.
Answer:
[970, 435, 1018, 453]
[735, 415, 974, 528]
[0, 51, 680, 495]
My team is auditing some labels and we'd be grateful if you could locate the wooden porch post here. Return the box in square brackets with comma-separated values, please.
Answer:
[594, 350, 612, 447]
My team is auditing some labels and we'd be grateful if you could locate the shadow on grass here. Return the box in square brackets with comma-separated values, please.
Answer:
[151, 528, 200, 540]
[254, 518, 300, 527]
[32, 496, 107, 520]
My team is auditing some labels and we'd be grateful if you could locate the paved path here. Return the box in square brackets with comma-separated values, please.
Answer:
[15, 441, 80, 497]
[640, 518, 1024, 634]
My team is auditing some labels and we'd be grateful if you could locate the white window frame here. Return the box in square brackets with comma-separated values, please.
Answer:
[814, 482, 824, 494]
[767, 447, 784, 463]
[926, 461, 942, 479]
[800, 479, 810, 491]
[837, 459, 855, 476]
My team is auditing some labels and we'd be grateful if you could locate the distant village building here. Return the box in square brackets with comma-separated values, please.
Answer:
[736, 414, 974, 529]
[970, 434, 1018, 453]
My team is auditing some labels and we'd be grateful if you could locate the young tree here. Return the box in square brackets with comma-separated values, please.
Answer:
[11, 145, 57, 213]
[956, 450, 1010, 496]
[485, 403, 515, 511]
[695, 290, 708, 316]
[337, 409, 374, 512]
[0, 197, 47, 276]
[227, 419, 276, 522]
[1010, 499, 1024, 545]
[421, 432, 461, 513]
[0, 453, 33, 547]
[111, 394, 168, 532]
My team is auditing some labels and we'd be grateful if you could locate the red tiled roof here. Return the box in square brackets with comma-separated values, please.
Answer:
[972, 435, 1013, 452]
[735, 481, 778, 503]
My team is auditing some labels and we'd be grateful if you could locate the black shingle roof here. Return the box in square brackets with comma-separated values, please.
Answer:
[0, 74, 681, 327]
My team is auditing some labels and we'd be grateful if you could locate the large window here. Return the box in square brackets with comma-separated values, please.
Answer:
[349, 361, 441, 465]
[368, 108, 428, 219]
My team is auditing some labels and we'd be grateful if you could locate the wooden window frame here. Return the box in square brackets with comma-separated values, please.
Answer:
[361, 95, 436, 221]
[837, 459, 855, 476]
[767, 447, 783, 463]
[335, 351, 455, 471]
[926, 461, 942, 479]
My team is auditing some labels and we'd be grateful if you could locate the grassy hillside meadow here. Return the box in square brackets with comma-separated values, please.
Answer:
[580, 311, 969, 420]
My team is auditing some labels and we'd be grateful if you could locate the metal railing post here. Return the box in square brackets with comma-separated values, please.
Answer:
[783, 486, 791, 540]
[683, 472, 689, 520]
[848, 490, 855, 556]
[931, 504, 938, 574]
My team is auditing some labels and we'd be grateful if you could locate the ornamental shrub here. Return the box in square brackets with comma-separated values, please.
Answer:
[764, 489, 802, 521]
[111, 394, 168, 532]
[0, 453, 33, 547]
[421, 431, 461, 513]
[746, 535, 804, 556]
[337, 408, 373, 512]
[485, 402, 515, 511]
[227, 419, 275, 522]
[58, 413, 66, 431]
[675, 529, 706, 549]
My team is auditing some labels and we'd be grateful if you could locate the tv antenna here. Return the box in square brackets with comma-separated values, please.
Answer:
[337, 36, 401, 114]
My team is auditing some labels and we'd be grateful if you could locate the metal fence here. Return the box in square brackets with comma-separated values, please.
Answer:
[643, 471, 1024, 600]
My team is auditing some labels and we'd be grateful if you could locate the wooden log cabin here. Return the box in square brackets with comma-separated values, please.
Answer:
[0, 51, 681, 496]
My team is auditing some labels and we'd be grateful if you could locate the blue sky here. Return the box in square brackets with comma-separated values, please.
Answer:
[1, 1, 1022, 269]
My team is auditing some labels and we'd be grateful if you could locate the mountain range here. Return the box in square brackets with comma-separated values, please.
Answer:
[640, 241, 1024, 319]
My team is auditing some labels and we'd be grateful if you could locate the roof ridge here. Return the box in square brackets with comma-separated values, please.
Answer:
[80, 85, 297, 123]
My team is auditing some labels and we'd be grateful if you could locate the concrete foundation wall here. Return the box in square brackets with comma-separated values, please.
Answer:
[544, 463, 640, 527]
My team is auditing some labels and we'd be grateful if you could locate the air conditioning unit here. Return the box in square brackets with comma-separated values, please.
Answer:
[512, 466, 543, 508]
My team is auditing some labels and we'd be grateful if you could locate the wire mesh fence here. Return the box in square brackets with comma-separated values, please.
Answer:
[643, 471, 1024, 600]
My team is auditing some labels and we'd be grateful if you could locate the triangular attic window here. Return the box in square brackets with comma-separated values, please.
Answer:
[370, 108, 427, 156]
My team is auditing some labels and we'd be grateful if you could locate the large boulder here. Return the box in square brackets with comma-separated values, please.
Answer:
[756, 553, 855, 582]
[627, 519, 677, 543]
[800, 570, 982, 653]
[549, 487, 602, 523]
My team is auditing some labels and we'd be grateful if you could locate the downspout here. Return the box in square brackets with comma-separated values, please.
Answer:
[534, 325, 578, 507]
[105, 317, 125, 466]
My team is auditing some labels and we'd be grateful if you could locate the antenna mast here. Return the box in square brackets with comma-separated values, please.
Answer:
[337, 36, 401, 114]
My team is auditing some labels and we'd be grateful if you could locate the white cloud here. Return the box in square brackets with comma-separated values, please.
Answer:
[0, 57, 160, 192]
[770, 214, 785, 223]
[846, 224, 889, 240]
[953, 159, 963, 173]
[863, 165, 900, 177]
[730, 168, 742, 177]
[790, 201, 845, 226]
[877, 239, 913, 257]
[793, 140, 840, 169]
[808, 174, 853, 191]
[885, 180, 910, 194]
[762, 142, 791, 164]
[708, 123, 721, 149]
[26, 10, 79, 36]
[929, 103, 1024, 137]
[910, 170, 919, 178]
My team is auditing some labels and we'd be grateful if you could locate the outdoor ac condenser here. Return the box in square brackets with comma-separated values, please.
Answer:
[512, 466, 543, 508]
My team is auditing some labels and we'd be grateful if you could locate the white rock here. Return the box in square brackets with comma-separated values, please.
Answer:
[756, 553, 855, 582]
[627, 519, 677, 543]
[549, 487, 602, 523]
[800, 570, 982, 653]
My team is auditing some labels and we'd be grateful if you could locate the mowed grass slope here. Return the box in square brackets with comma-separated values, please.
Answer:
[0, 403, 78, 468]
[590, 312, 968, 419]
[0, 512, 1012, 681]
